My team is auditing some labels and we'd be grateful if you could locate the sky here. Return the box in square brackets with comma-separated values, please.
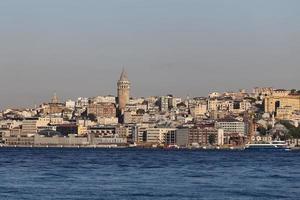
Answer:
[0, 0, 299, 109]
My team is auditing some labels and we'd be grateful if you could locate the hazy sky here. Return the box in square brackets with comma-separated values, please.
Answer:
[0, 0, 299, 109]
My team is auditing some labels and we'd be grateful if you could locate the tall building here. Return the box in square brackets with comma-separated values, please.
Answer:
[159, 96, 170, 112]
[117, 69, 130, 113]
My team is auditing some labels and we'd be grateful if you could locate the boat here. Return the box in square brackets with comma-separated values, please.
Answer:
[244, 141, 291, 151]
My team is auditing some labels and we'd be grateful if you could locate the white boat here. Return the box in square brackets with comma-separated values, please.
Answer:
[245, 141, 290, 151]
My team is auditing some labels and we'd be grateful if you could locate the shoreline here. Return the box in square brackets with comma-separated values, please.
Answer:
[1, 145, 299, 151]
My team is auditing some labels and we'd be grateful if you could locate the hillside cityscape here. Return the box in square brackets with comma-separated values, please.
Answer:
[1, 69, 300, 149]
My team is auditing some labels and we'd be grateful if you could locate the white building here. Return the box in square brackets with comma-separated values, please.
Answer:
[215, 119, 246, 135]
[65, 100, 76, 109]
[146, 128, 176, 144]
[217, 129, 224, 146]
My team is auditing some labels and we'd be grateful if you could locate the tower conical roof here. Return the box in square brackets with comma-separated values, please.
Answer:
[51, 93, 59, 103]
[119, 68, 129, 81]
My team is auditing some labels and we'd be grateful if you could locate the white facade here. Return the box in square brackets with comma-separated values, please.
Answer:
[215, 121, 246, 135]
[146, 128, 176, 144]
[97, 117, 118, 125]
[92, 96, 116, 104]
[65, 100, 76, 109]
[217, 129, 224, 146]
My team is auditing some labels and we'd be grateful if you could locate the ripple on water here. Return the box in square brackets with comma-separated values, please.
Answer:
[0, 148, 299, 200]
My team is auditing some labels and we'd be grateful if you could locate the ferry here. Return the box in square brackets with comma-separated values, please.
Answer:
[245, 141, 291, 151]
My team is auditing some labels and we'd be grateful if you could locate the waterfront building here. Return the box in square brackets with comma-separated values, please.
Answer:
[175, 128, 189, 147]
[217, 129, 224, 146]
[22, 117, 40, 136]
[135, 124, 149, 143]
[165, 129, 177, 146]
[188, 127, 218, 146]
[146, 128, 176, 144]
[3, 126, 34, 146]
[88, 126, 116, 136]
[88, 133, 127, 146]
[115, 125, 130, 137]
[56, 124, 78, 136]
[34, 134, 88, 147]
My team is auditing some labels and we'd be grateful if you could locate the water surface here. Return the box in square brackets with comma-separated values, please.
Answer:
[0, 148, 299, 200]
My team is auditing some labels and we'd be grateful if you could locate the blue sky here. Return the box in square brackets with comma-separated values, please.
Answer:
[0, 0, 299, 108]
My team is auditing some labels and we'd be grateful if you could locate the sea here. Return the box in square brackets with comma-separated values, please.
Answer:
[0, 148, 299, 200]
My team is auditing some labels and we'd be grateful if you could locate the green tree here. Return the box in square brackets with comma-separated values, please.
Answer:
[87, 113, 97, 122]
[208, 134, 216, 145]
[279, 120, 300, 144]
[257, 126, 267, 136]
[136, 109, 145, 115]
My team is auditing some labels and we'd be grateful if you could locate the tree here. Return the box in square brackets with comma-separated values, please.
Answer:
[208, 134, 216, 145]
[87, 113, 97, 122]
[136, 109, 145, 115]
[278, 120, 300, 144]
[257, 126, 267, 136]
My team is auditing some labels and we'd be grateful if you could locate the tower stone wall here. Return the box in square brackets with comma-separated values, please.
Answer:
[117, 69, 130, 114]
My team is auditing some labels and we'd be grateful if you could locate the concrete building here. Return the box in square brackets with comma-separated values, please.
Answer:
[90, 96, 116, 104]
[188, 127, 218, 146]
[97, 117, 118, 125]
[215, 118, 246, 135]
[123, 111, 144, 124]
[88, 134, 127, 145]
[253, 87, 273, 97]
[264, 95, 300, 119]
[3, 126, 34, 146]
[175, 128, 189, 147]
[34, 134, 88, 146]
[135, 125, 149, 143]
[22, 117, 40, 136]
[56, 124, 78, 136]
[65, 100, 76, 109]
[87, 102, 116, 118]
[217, 129, 224, 146]
[159, 96, 170, 112]
[190, 103, 207, 117]
[146, 128, 176, 144]
[165, 129, 177, 146]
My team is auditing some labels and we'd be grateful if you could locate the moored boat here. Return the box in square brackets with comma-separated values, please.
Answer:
[245, 141, 290, 151]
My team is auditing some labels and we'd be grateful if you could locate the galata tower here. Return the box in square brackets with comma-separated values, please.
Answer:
[117, 69, 130, 113]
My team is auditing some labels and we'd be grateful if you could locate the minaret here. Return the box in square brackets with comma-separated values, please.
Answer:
[117, 68, 130, 114]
